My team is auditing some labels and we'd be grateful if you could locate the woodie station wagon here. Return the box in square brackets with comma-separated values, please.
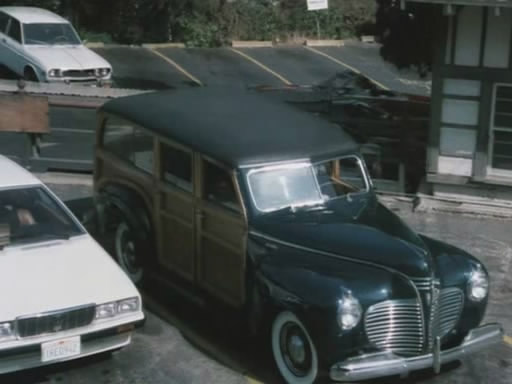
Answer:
[93, 88, 503, 383]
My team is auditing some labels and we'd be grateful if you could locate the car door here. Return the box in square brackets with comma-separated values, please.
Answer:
[3, 17, 24, 75]
[155, 141, 196, 282]
[196, 156, 247, 307]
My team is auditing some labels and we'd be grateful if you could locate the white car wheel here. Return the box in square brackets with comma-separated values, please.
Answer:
[271, 311, 319, 384]
[115, 221, 144, 284]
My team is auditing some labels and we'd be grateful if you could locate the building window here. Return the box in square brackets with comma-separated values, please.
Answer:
[160, 144, 193, 192]
[490, 85, 512, 172]
[202, 160, 240, 213]
[103, 116, 154, 174]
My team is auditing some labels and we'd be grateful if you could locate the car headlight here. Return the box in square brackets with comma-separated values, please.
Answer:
[118, 297, 140, 314]
[95, 68, 110, 77]
[336, 291, 362, 330]
[95, 297, 140, 321]
[467, 264, 489, 302]
[48, 69, 63, 78]
[0, 322, 15, 342]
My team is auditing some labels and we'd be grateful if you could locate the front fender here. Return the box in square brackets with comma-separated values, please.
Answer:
[249, 235, 418, 366]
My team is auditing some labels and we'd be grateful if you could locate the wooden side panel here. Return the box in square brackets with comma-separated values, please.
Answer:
[158, 186, 196, 281]
[197, 204, 247, 307]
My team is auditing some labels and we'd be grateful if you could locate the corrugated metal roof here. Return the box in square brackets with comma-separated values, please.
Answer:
[0, 80, 150, 99]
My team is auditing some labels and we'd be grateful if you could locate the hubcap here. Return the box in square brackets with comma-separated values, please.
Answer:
[280, 322, 312, 377]
[288, 335, 306, 364]
[116, 224, 140, 275]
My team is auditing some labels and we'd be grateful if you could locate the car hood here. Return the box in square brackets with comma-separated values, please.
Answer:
[251, 194, 434, 277]
[0, 235, 139, 321]
[24, 45, 110, 70]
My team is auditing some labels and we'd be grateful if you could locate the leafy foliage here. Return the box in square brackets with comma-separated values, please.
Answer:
[0, 0, 378, 46]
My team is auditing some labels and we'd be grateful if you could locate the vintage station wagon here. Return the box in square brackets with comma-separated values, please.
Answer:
[93, 88, 503, 383]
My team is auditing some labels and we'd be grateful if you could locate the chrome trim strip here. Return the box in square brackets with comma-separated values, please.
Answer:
[330, 323, 503, 382]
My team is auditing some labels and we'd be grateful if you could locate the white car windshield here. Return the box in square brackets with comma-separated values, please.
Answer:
[247, 156, 369, 213]
[23, 23, 81, 45]
[0, 186, 84, 249]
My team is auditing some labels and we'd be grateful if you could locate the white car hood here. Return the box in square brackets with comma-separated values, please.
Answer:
[0, 236, 139, 321]
[24, 45, 110, 70]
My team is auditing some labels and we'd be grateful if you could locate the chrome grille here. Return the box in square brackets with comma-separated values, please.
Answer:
[438, 288, 464, 338]
[410, 277, 432, 292]
[364, 299, 424, 356]
[63, 69, 96, 78]
[16, 305, 95, 338]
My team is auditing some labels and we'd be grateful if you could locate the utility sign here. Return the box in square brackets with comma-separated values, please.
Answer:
[307, 0, 328, 11]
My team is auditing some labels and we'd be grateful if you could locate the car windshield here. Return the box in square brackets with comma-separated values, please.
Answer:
[247, 156, 369, 213]
[0, 186, 84, 249]
[23, 23, 81, 45]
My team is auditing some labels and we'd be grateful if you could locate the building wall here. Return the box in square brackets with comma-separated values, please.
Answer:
[430, 6, 512, 187]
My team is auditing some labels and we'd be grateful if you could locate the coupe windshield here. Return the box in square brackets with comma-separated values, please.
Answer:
[23, 23, 81, 45]
[0, 186, 83, 249]
[247, 156, 369, 212]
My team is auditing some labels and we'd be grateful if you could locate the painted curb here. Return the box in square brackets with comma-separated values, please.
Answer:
[231, 40, 273, 48]
[142, 42, 186, 49]
[305, 39, 345, 47]
[361, 35, 376, 43]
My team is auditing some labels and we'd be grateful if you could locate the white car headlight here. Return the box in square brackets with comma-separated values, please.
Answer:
[118, 297, 140, 314]
[0, 322, 15, 342]
[467, 264, 489, 302]
[336, 291, 362, 331]
[48, 69, 63, 78]
[95, 302, 117, 320]
[95, 297, 140, 321]
[95, 68, 110, 77]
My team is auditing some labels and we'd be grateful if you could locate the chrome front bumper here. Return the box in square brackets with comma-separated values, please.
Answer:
[330, 323, 504, 382]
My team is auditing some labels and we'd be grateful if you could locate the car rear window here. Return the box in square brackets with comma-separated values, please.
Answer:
[102, 116, 154, 174]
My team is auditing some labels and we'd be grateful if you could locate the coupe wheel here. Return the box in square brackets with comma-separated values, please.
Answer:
[271, 311, 319, 384]
[115, 221, 144, 284]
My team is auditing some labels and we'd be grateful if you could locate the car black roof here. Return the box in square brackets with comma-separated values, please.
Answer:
[100, 87, 359, 167]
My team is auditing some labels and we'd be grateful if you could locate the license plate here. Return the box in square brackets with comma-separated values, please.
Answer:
[41, 336, 81, 362]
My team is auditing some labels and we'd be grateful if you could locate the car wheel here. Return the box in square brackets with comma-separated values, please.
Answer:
[115, 221, 144, 285]
[23, 67, 39, 82]
[271, 311, 319, 384]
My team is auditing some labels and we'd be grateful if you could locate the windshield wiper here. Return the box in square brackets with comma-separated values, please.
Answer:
[267, 202, 328, 216]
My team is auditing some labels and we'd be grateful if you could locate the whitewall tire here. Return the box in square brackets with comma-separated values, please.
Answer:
[271, 311, 319, 384]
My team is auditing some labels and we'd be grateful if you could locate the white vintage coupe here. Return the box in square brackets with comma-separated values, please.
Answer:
[0, 6, 112, 84]
[0, 155, 144, 374]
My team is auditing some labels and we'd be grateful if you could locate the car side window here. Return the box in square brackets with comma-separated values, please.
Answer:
[161, 143, 193, 192]
[7, 18, 21, 43]
[102, 116, 154, 174]
[0, 13, 8, 34]
[203, 160, 241, 213]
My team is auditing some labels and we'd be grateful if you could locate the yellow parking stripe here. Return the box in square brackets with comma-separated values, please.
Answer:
[230, 48, 293, 86]
[305, 46, 390, 91]
[505, 335, 512, 346]
[246, 377, 265, 384]
[147, 48, 203, 87]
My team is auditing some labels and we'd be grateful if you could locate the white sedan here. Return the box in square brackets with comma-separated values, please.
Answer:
[0, 6, 112, 84]
[0, 155, 144, 374]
